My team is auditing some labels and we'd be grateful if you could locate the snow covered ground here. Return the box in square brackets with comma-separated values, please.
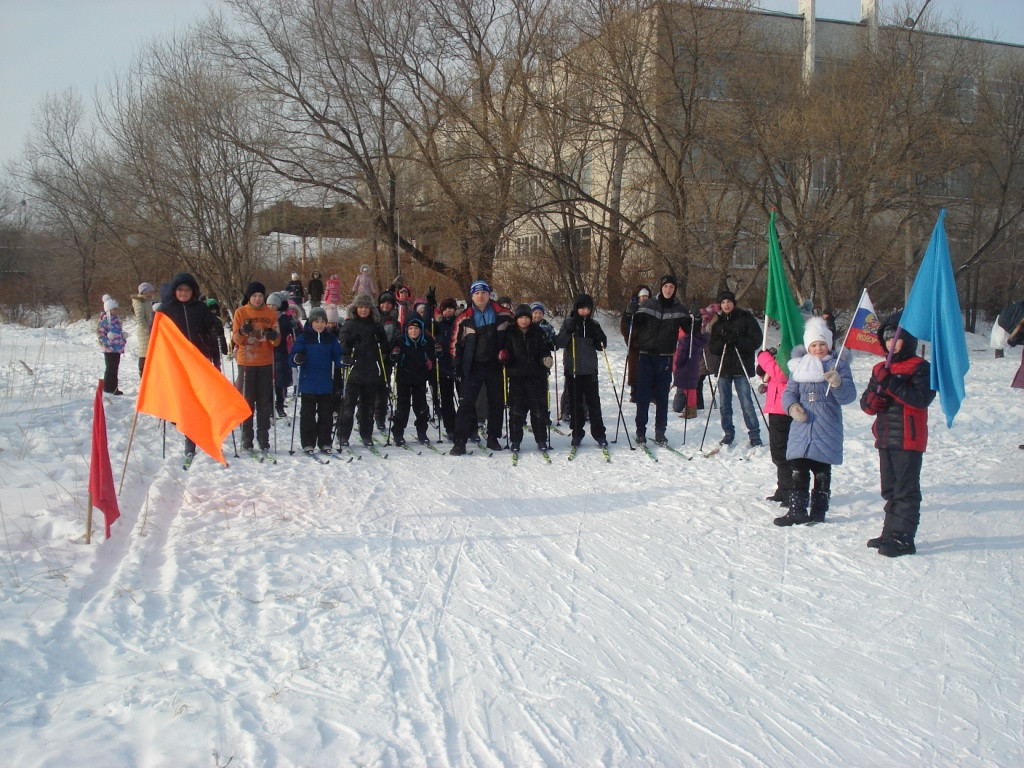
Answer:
[0, 314, 1021, 767]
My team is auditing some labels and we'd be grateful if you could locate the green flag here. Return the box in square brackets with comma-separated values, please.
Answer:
[764, 210, 804, 375]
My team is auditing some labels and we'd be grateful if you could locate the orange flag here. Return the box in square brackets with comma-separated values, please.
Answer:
[90, 380, 120, 538]
[136, 312, 251, 464]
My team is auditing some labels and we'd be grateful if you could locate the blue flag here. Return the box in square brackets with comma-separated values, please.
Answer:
[900, 209, 969, 427]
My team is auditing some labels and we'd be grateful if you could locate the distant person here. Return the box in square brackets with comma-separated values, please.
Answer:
[97, 297, 126, 395]
[708, 290, 763, 448]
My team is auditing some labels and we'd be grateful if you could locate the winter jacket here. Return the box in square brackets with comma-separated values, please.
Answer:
[673, 328, 709, 390]
[782, 347, 856, 465]
[324, 276, 341, 305]
[290, 325, 344, 395]
[286, 279, 305, 304]
[273, 311, 297, 386]
[159, 273, 220, 360]
[555, 300, 607, 377]
[392, 318, 435, 385]
[232, 303, 280, 367]
[434, 314, 458, 379]
[709, 307, 762, 377]
[451, 300, 514, 379]
[860, 358, 934, 452]
[98, 313, 126, 354]
[625, 294, 693, 356]
[352, 272, 376, 297]
[308, 274, 324, 303]
[756, 349, 788, 416]
[504, 323, 553, 381]
[131, 293, 155, 356]
[337, 305, 388, 385]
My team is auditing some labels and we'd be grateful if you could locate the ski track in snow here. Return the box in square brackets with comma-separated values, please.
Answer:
[0, 319, 1022, 766]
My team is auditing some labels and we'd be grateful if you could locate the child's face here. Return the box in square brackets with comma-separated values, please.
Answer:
[808, 340, 829, 358]
[517, 315, 532, 330]
[176, 285, 193, 303]
[407, 324, 421, 339]
[311, 318, 327, 332]
[577, 306, 591, 318]
[356, 305, 372, 318]
[532, 309, 544, 323]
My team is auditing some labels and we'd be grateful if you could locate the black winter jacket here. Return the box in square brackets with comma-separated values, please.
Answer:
[555, 303, 607, 376]
[708, 307, 762, 376]
[338, 306, 388, 385]
[625, 295, 693, 356]
[504, 324, 553, 380]
[158, 273, 219, 359]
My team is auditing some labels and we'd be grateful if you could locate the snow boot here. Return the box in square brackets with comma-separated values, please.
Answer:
[449, 440, 467, 456]
[765, 490, 788, 503]
[486, 437, 503, 452]
[774, 490, 810, 527]
[877, 535, 916, 557]
[635, 431, 647, 445]
[654, 431, 667, 446]
[866, 535, 890, 549]
[683, 406, 697, 419]
[720, 433, 734, 446]
[808, 490, 830, 523]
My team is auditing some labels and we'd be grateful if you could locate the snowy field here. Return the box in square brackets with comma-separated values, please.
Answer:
[0, 314, 1021, 768]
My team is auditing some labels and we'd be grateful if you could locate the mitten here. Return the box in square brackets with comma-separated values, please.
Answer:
[265, 328, 279, 342]
[625, 300, 639, 315]
[391, 346, 401, 362]
[823, 370, 841, 388]
[426, 358, 434, 371]
[542, 356, 553, 369]
[863, 392, 890, 413]
[342, 355, 354, 367]
[788, 403, 808, 422]
[874, 365, 890, 385]
[497, 349, 510, 363]
[293, 352, 306, 365]
[240, 321, 254, 336]
[426, 286, 437, 304]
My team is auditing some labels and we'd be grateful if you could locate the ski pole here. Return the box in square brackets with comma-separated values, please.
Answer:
[502, 364, 510, 448]
[734, 344, 769, 431]
[378, 346, 395, 446]
[699, 346, 727, 452]
[602, 347, 633, 450]
[553, 347, 560, 425]
[614, 313, 634, 443]
[288, 365, 301, 454]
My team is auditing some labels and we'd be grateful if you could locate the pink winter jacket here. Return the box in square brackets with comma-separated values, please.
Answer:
[757, 349, 788, 415]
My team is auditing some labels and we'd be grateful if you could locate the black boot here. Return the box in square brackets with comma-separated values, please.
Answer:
[774, 490, 810, 527]
[765, 489, 787, 503]
[878, 535, 916, 557]
[808, 489, 830, 523]
[866, 535, 890, 549]
[449, 440, 467, 456]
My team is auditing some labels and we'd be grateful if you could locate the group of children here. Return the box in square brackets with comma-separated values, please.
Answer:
[100, 269, 939, 557]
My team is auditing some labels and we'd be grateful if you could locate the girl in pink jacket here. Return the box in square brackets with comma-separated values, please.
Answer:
[756, 348, 793, 504]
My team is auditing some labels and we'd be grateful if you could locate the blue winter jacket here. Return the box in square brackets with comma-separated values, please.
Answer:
[782, 348, 856, 465]
[289, 325, 344, 395]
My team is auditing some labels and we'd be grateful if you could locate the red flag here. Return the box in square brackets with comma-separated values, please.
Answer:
[136, 313, 251, 465]
[89, 380, 121, 538]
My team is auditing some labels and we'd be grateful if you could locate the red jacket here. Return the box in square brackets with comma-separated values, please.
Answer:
[860, 357, 935, 452]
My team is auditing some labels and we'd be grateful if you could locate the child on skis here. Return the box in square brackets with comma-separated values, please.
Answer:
[290, 307, 344, 456]
[775, 316, 856, 527]
[390, 317, 435, 446]
[555, 294, 609, 449]
[503, 304, 555, 452]
[336, 294, 389, 448]
[859, 311, 937, 556]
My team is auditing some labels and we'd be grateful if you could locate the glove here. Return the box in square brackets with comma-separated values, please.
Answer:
[625, 300, 639, 315]
[426, 358, 434, 371]
[542, 356, 553, 369]
[391, 346, 401, 362]
[723, 329, 739, 345]
[426, 286, 436, 305]
[293, 352, 306, 365]
[595, 341, 605, 351]
[863, 391, 890, 414]
[240, 321, 254, 336]
[823, 370, 841, 388]
[497, 349, 510, 363]
[265, 328, 279, 342]
[562, 316, 577, 334]
[874, 366, 891, 386]
[342, 355, 354, 367]
[767, 347, 777, 356]
[788, 403, 808, 422]
[757, 382, 768, 394]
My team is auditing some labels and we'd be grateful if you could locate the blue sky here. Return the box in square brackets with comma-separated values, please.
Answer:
[1, 0, 1022, 172]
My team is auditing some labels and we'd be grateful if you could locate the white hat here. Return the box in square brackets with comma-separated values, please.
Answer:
[101, 293, 112, 304]
[138, 282, 154, 295]
[803, 316, 833, 349]
[291, 272, 300, 280]
[104, 298, 119, 312]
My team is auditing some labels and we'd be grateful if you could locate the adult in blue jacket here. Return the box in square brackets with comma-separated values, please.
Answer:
[290, 307, 344, 453]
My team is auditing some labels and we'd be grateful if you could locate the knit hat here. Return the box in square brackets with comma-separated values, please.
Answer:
[325, 304, 339, 323]
[413, 297, 428, 311]
[378, 290, 396, 305]
[267, 292, 284, 309]
[469, 279, 491, 295]
[637, 286, 651, 299]
[353, 293, 375, 309]
[244, 281, 266, 304]
[397, 286, 411, 299]
[660, 274, 678, 288]
[574, 293, 594, 312]
[138, 282, 155, 295]
[103, 298, 118, 312]
[440, 297, 457, 311]
[308, 307, 328, 324]
[530, 302, 546, 315]
[803, 316, 833, 349]
[291, 272, 300, 280]
[101, 293, 112, 304]
[360, 265, 370, 273]
[514, 303, 533, 320]
[206, 297, 219, 308]
[717, 289, 736, 303]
